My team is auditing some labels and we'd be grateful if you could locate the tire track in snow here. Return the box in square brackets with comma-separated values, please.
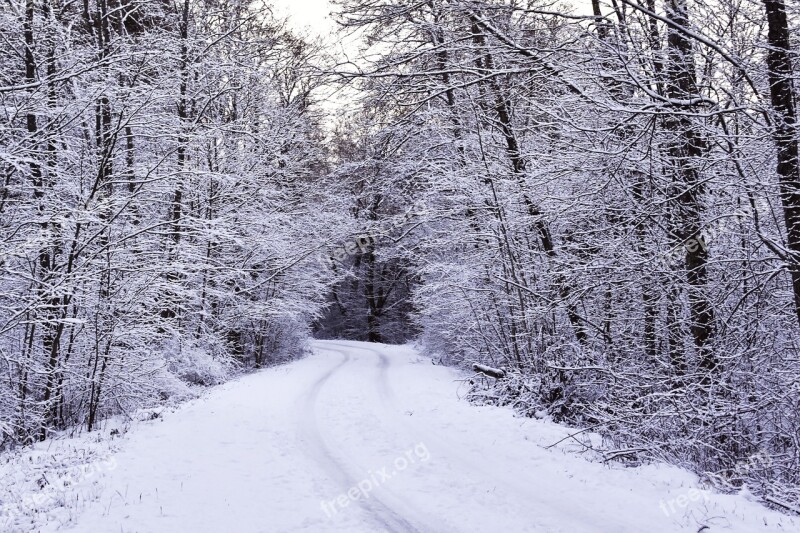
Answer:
[296, 344, 422, 533]
[331, 341, 602, 533]
[318, 341, 458, 533]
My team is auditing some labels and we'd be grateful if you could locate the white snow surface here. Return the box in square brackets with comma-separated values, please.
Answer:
[1, 340, 796, 532]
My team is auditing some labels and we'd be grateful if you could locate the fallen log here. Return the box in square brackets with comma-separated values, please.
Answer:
[764, 496, 800, 515]
[472, 363, 506, 379]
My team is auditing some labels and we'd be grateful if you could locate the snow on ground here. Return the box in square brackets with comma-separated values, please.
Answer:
[1, 340, 796, 532]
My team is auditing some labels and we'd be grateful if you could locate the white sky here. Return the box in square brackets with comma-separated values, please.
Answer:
[269, 0, 363, 120]
[270, 0, 337, 37]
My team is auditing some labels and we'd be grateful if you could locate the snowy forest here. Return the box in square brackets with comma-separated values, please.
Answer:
[2, 0, 800, 520]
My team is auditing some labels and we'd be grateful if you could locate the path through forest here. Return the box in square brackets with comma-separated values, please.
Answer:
[45, 341, 793, 532]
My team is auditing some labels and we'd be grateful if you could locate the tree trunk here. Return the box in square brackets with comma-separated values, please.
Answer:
[162, 0, 191, 322]
[471, 18, 588, 346]
[663, 0, 716, 375]
[762, 0, 800, 325]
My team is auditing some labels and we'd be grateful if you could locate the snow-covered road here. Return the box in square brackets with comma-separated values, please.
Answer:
[49, 341, 793, 532]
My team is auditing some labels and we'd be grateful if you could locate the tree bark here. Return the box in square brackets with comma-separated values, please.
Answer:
[762, 0, 800, 325]
[663, 0, 716, 374]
